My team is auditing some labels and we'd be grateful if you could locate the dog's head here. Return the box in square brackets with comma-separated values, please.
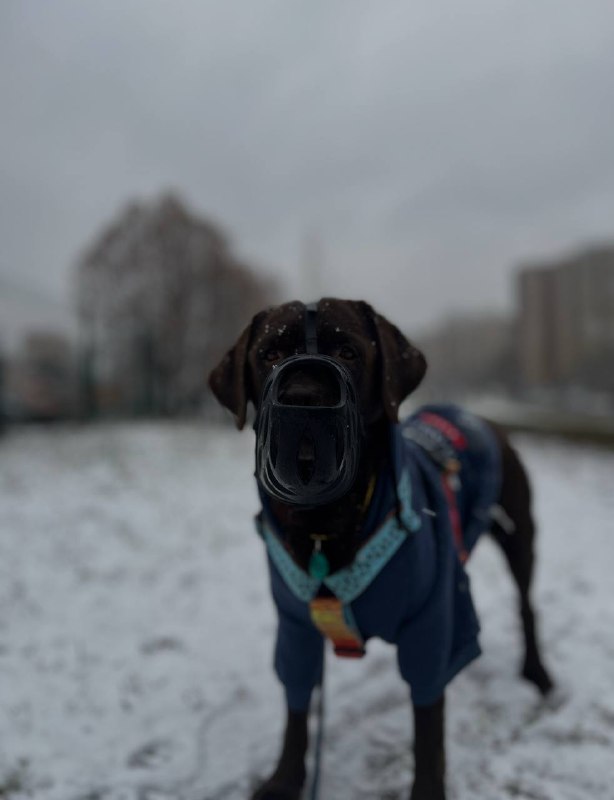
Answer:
[209, 299, 426, 505]
[208, 298, 426, 429]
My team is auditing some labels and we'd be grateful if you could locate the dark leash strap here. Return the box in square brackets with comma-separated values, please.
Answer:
[305, 302, 319, 355]
[302, 299, 335, 797]
[308, 648, 326, 800]
[304, 300, 327, 797]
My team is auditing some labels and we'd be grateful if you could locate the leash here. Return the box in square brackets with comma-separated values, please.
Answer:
[308, 648, 326, 800]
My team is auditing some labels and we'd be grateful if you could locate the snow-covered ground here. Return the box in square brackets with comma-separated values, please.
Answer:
[0, 422, 613, 800]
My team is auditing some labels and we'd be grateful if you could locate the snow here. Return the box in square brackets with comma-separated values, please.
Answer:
[1, 423, 613, 800]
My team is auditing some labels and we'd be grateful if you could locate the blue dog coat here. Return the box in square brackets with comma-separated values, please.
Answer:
[255, 405, 501, 710]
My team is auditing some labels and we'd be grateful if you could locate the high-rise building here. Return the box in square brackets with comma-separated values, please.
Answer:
[517, 246, 614, 389]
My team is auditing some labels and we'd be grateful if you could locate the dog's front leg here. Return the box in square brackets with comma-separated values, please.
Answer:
[251, 706, 308, 800]
[410, 694, 446, 800]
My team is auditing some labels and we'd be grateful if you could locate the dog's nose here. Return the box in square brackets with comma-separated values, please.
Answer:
[279, 382, 329, 406]
[277, 366, 340, 407]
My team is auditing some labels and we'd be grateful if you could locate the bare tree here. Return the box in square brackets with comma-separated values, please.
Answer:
[75, 194, 278, 416]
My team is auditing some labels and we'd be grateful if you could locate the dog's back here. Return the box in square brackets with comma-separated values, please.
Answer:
[402, 403, 501, 556]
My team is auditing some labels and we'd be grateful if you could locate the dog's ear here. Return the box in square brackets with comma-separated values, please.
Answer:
[361, 302, 427, 422]
[208, 312, 264, 430]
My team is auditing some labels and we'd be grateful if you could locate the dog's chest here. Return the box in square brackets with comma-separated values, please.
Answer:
[257, 405, 502, 703]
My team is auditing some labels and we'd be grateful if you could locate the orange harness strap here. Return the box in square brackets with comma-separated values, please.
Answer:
[309, 596, 365, 658]
[441, 468, 468, 564]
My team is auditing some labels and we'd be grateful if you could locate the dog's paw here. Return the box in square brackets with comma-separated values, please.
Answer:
[410, 780, 445, 800]
[250, 779, 302, 800]
[521, 658, 555, 696]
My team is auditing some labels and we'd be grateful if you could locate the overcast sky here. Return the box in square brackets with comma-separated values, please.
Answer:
[2, 0, 614, 335]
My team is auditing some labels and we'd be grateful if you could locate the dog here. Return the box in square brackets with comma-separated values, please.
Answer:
[208, 298, 553, 800]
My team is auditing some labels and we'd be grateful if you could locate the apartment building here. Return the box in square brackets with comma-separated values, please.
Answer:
[517, 246, 614, 389]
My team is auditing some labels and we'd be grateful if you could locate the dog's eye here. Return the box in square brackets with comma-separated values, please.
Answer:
[337, 345, 358, 361]
[264, 348, 283, 363]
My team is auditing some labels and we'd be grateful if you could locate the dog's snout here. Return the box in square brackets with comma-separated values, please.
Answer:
[297, 434, 316, 484]
[278, 365, 340, 407]
[279, 381, 330, 406]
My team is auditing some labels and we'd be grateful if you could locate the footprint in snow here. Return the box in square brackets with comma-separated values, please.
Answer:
[127, 739, 174, 769]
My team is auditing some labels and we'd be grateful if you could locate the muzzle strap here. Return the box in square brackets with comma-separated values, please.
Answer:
[305, 302, 318, 355]
[254, 301, 363, 506]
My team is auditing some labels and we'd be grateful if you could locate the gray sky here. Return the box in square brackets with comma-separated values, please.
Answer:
[2, 0, 614, 336]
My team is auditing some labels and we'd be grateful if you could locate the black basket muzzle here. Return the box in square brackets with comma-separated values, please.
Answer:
[254, 354, 362, 506]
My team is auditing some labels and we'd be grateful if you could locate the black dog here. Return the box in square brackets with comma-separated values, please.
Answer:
[209, 298, 553, 800]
